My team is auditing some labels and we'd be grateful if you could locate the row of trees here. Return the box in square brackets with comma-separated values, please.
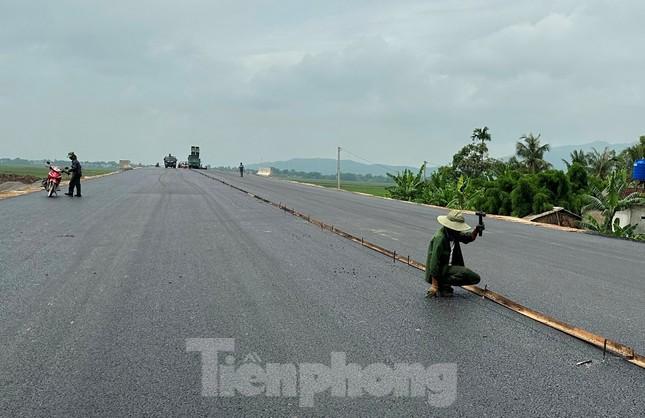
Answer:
[0, 158, 120, 168]
[386, 131, 645, 239]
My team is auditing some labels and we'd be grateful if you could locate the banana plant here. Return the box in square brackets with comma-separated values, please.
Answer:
[386, 163, 426, 201]
[447, 175, 482, 210]
[581, 170, 645, 233]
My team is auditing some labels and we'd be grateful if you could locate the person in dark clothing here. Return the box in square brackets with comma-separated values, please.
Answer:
[65, 152, 82, 197]
[239, 162, 244, 177]
[425, 210, 483, 298]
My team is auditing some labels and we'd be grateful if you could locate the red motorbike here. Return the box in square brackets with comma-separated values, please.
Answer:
[42, 161, 68, 197]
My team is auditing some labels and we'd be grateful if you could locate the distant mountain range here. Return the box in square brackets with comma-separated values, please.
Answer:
[246, 158, 423, 176]
[247, 141, 635, 176]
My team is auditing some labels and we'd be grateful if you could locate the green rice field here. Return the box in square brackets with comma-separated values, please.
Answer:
[289, 178, 390, 197]
[0, 164, 116, 179]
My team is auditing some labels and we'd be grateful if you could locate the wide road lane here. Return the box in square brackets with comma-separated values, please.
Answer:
[0, 168, 642, 416]
[207, 169, 645, 353]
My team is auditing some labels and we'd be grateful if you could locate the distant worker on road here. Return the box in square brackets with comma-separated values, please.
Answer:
[425, 210, 483, 298]
[239, 162, 244, 177]
[65, 152, 82, 197]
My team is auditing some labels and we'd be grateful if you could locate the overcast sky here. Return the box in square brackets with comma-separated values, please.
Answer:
[1, 0, 643, 166]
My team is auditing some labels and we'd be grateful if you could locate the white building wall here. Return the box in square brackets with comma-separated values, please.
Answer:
[613, 206, 645, 234]
[632, 206, 645, 234]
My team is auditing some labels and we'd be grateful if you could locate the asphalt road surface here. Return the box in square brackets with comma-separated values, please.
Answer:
[0, 168, 642, 417]
[206, 169, 645, 354]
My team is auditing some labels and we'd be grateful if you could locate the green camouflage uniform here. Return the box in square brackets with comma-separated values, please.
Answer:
[425, 227, 481, 286]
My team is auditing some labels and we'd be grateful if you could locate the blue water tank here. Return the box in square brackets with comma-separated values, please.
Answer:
[634, 159, 645, 181]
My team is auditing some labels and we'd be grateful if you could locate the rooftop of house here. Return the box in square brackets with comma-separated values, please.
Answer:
[524, 207, 582, 222]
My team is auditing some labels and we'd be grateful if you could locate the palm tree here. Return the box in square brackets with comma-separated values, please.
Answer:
[386, 163, 426, 201]
[516, 133, 551, 174]
[587, 147, 618, 178]
[470, 126, 492, 176]
[562, 149, 587, 170]
[581, 170, 645, 233]
[471, 126, 491, 144]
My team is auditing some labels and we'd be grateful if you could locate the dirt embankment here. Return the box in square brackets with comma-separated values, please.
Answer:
[0, 171, 119, 200]
[0, 173, 41, 184]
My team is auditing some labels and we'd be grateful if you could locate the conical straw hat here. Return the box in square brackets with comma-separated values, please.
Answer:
[437, 210, 472, 232]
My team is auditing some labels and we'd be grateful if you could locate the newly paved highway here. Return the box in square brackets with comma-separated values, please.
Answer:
[0, 168, 642, 416]
[207, 169, 645, 354]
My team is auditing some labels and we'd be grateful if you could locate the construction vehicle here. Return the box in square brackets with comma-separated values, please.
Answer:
[164, 154, 177, 168]
[187, 146, 206, 169]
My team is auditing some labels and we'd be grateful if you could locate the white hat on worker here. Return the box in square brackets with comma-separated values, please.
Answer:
[437, 210, 472, 232]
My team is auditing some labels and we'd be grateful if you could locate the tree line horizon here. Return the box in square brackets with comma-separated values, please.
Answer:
[385, 128, 645, 240]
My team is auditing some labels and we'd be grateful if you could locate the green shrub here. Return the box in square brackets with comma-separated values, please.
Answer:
[511, 177, 536, 217]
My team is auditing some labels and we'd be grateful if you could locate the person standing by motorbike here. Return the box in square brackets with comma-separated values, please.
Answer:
[65, 152, 82, 197]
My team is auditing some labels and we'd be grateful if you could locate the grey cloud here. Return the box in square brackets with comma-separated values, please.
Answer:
[0, 0, 643, 166]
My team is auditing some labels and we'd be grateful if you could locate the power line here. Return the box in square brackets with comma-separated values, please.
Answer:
[341, 147, 438, 173]
[341, 148, 407, 173]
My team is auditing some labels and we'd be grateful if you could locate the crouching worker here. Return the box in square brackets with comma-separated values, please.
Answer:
[425, 210, 483, 298]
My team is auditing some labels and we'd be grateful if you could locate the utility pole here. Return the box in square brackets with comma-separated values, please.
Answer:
[337, 147, 341, 190]
[423, 160, 428, 181]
